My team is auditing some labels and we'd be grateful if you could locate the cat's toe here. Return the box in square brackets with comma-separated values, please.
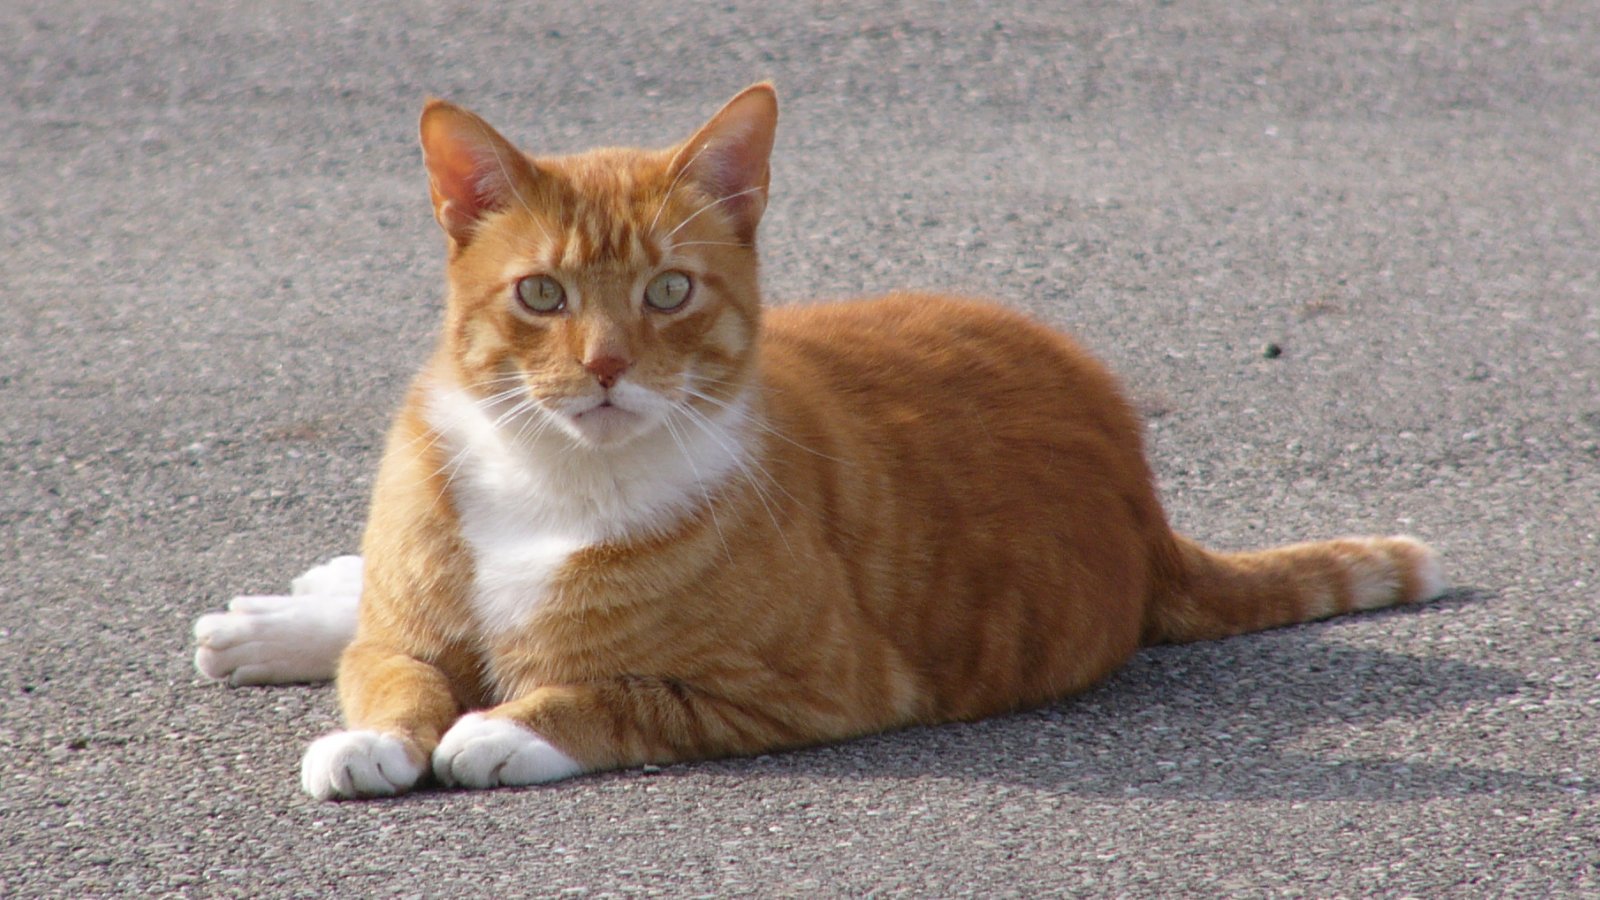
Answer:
[193, 610, 263, 681]
[301, 730, 422, 800]
[193, 609, 241, 647]
[194, 636, 310, 686]
[432, 713, 584, 789]
[194, 631, 271, 684]
[193, 613, 242, 682]
[291, 555, 364, 597]
[191, 595, 356, 685]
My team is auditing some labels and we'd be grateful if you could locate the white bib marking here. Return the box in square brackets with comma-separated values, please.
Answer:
[425, 378, 751, 637]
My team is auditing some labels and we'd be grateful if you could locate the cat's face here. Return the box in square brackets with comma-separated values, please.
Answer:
[420, 86, 777, 450]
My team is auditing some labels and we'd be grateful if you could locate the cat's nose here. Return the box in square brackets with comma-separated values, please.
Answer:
[582, 355, 631, 389]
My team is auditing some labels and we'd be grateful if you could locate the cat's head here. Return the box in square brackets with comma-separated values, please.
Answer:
[420, 84, 777, 450]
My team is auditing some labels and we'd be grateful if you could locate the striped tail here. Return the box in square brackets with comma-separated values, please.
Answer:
[1144, 534, 1447, 645]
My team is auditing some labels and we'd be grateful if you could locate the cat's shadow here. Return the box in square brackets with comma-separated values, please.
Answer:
[671, 588, 1562, 801]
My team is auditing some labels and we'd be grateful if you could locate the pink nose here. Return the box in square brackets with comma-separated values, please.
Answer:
[583, 355, 631, 389]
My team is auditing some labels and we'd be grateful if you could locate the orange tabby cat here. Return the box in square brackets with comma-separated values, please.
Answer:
[292, 83, 1444, 799]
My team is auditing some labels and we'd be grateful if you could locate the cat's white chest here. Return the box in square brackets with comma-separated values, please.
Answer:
[456, 503, 587, 638]
[431, 401, 590, 637]
[426, 381, 752, 638]
[441, 432, 585, 634]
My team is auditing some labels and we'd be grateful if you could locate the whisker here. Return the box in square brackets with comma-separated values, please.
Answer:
[431, 438, 476, 489]
[394, 374, 527, 456]
[663, 412, 733, 563]
[489, 393, 540, 431]
[460, 373, 529, 392]
[396, 423, 449, 459]
[663, 186, 767, 242]
[494, 391, 550, 444]
[648, 140, 715, 237]
[511, 401, 557, 448]
[667, 240, 753, 251]
[676, 402, 795, 558]
[397, 413, 470, 461]
[682, 386, 844, 463]
[679, 372, 768, 393]
[408, 387, 529, 462]
[680, 402, 807, 509]
[433, 401, 517, 483]
[471, 119, 552, 245]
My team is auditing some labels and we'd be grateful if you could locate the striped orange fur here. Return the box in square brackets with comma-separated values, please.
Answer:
[301, 83, 1445, 799]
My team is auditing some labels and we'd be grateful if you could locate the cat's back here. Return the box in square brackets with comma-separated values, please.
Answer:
[760, 292, 1142, 449]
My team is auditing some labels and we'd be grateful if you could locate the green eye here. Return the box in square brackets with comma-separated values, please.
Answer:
[515, 275, 566, 314]
[644, 271, 692, 312]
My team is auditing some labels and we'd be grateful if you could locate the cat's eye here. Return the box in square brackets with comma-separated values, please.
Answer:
[644, 271, 692, 312]
[515, 275, 566, 314]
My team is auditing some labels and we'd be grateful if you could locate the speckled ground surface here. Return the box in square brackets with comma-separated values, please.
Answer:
[4, 1, 1597, 895]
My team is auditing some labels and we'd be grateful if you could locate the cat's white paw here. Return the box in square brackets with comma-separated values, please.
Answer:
[290, 554, 364, 597]
[432, 713, 584, 789]
[193, 592, 358, 685]
[301, 730, 422, 800]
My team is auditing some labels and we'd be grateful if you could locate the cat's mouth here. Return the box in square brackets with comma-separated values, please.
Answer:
[576, 396, 626, 416]
[568, 397, 647, 446]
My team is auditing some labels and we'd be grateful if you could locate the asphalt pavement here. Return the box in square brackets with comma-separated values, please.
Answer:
[3, 1, 1598, 895]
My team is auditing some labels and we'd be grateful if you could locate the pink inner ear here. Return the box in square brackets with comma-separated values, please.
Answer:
[429, 135, 494, 220]
[703, 118, 765, 182]
[677, 87, 777, 241]
[421, 103, 532, 234]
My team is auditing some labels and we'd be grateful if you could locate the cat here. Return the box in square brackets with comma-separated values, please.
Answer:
[193, 83, 1445, 800]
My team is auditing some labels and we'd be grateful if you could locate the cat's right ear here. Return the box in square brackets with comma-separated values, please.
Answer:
[419, 100, 538, 247]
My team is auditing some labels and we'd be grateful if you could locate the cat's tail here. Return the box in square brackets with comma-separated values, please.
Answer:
[1144, 534, 1446, 645]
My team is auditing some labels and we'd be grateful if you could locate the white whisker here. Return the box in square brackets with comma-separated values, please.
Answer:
[683, 385, 843, 463]
[681, 402, 806, 511]
[397, 374, 527, 458]
[433, 397, 527, 486]
[676, 402, 794, 558]
[471, 120, 552, 245]
[460, 373, 530, 393]
[432, 440, 475, 488]
[648, 142, 712, 237]
[489, 393, 539, 431]
[663, 186, 767, 242]
[510, 402, 556, 448]
[667, 240, 752, 251]
[663, 413, 733, 563]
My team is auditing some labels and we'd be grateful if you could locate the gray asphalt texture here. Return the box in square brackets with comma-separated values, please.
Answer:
[4, 1, 1598, 896]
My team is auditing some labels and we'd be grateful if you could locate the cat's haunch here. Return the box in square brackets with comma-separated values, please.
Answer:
[194, 83, 1444, 800]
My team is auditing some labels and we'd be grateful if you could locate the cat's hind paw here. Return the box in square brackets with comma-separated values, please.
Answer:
[432, 713, 584, 789]
[193, 591, 358, 685]
[301, 730, 423, 800]
[194, 556, 363, 685]
[290, 554, 364, 597]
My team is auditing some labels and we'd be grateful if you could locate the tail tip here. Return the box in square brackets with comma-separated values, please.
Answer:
[1389, 535, 1448, 603]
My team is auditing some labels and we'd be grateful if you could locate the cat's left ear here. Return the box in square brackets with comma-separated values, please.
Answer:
[419, 99, 539, 247]
[669, 83, 778, 243]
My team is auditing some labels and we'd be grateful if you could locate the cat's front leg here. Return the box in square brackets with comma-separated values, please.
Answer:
[300, 640, 468, 800]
